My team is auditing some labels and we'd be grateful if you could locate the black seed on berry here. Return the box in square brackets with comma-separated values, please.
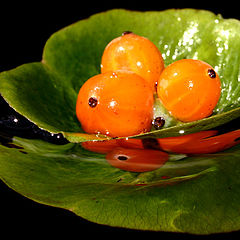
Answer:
[122, 31, 133, 36]
[153, 117, 165, 129]
[208, 69, 216, 78]
[88, 97, 98, 108]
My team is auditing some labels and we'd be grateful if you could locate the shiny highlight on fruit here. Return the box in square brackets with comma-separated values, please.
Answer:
[157, 59, 221, 122]
[76, 71, 154, 138]
[101, 32, 164, 91]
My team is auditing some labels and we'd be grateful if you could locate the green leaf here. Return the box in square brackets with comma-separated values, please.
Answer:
[1, 136, 240, 234]
[0, 9, 240, 141]
[1, 9, 240, 234]
[0, 63, 80, 133]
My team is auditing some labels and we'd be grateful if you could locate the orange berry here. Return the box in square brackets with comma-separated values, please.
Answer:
[101, 32, 164, 92]
[76, 71, 154, 138]
[157, 59, 221, 122]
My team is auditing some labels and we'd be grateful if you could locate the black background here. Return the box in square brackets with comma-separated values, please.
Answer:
[0, 1, 240, 238]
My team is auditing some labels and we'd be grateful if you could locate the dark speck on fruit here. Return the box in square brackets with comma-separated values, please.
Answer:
[88, 97, 98, 108]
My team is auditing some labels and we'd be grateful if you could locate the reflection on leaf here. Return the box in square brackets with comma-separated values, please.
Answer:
[0, 135, 240, 233]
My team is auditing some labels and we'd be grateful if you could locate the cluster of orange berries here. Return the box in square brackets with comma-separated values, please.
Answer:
[76, 31, 221, 138]
[74, 32, 238, 173]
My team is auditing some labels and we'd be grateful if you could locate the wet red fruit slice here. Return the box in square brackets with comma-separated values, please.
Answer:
[106, 147, 169, 172]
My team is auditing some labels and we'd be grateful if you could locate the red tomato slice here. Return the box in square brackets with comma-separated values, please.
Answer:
[106, 147, 169, 172]
[159, 130, 240, 154]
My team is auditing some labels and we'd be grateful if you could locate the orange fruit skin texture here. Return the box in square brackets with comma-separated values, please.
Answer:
[76, 71, 154, 138]
[157, 59, 221, 122]
[101, 33, 165, 92]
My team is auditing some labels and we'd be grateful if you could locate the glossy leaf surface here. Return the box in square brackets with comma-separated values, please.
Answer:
[1, 136, 240, 234]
